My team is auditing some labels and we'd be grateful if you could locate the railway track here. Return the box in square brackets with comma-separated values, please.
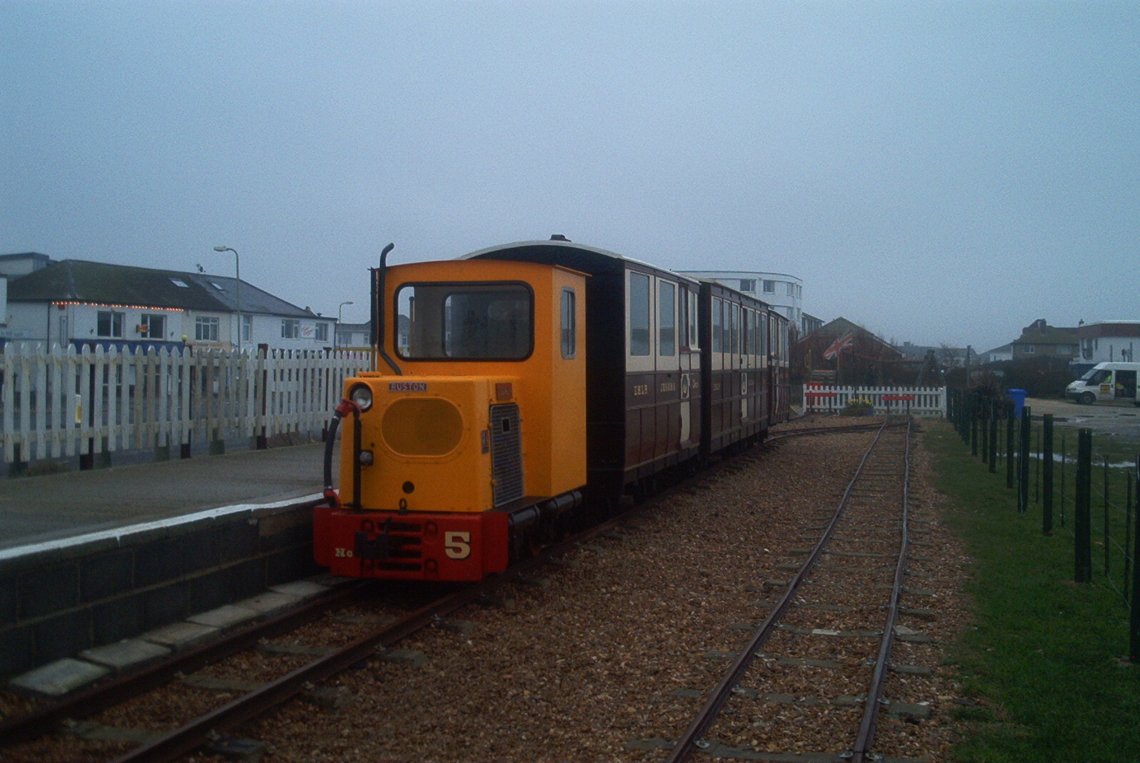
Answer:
[0, 419, 916, 761]
[0, 484, 678, 762]
[666, 417, 917, 762]
[0, 540, 577, 761]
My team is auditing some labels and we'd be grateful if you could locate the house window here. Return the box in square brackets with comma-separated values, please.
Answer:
[139, 313, 165, 339]
[282, 319, 300, 339]
[315, 322, 329, 342]
[97, 311, 124, 338]
[195, 316, 219, 341]
[1025, 344, 1036, 354]
[762, 280, 775, 293]
[739, 279, 755, 292]
[242, 314, 252, 342]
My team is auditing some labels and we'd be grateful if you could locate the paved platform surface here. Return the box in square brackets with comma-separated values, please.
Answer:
[0, 442, 333, 552]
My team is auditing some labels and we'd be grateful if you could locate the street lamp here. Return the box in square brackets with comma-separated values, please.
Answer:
[212, 246, 241, 353]
[337, 300, 354, 350]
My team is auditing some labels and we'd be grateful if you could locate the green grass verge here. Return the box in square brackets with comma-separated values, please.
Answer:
[925, 421, 1140, 762]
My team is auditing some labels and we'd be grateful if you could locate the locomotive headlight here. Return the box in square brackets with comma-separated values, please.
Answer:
[349, 384, 373, 412]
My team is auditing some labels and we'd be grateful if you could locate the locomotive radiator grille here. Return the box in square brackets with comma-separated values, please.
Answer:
[490, 403, 523, 506]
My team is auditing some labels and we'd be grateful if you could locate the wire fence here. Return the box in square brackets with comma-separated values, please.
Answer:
[947, 388, 1140, 661]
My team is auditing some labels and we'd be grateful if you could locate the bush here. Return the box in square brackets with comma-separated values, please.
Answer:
[840, 397, 874, 416]
[982, 357, 1074, 398]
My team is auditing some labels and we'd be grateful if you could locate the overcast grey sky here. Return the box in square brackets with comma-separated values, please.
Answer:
[3, 1, 1136, 351]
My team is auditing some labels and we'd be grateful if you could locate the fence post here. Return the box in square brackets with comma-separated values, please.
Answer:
[1104, 457, 1111, 578]
[970, 392, 979, 457]
[1127, 469, 1134, 601]
[1131, 455, 1140, 662]
[988, 399, 998, 474]
[79, 355, 96, 470]
[1074, 429, 1092, 583]
[981, 398, 990, 464]
[1018, 406, 1031, 513]
[956, 389, 965, 441]
[1053, 431, 1062, 526]
[256, 346, 269, 450]
[1042, 414, 1053, 534]
[1006, 400, 1015, 489]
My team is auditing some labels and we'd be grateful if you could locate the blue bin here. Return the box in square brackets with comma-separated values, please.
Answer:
[1007, 388, 1027, 419]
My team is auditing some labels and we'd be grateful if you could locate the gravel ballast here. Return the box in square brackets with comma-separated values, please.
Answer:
[225, 421, 970, 762]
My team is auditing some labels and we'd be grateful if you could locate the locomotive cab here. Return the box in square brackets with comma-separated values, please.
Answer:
[314, 259, 587, 581]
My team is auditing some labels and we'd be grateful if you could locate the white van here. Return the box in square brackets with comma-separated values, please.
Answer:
[1065, 362, 1140, 405]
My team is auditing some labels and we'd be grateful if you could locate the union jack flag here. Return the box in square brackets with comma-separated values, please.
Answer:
[822, 332, 855, 361]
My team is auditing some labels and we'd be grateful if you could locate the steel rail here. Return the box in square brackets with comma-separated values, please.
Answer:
[110, 515, 633, 762]
[664, 420, 891, 763]
[111, 583, 493, 762]
[5, 419, 895, 759]
[0, 583, 364, 748]
[850, 416, 912, 762]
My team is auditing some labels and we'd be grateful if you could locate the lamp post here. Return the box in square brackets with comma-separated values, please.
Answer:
[337, 301, 354, 350]
[212, 246, 241, 353]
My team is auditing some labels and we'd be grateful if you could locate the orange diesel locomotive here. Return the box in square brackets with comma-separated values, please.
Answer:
[314, 239, 789, 581]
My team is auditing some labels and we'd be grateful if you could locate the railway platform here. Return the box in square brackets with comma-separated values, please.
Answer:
[0, 442, 336, 683]
[0, 442, 330, 553]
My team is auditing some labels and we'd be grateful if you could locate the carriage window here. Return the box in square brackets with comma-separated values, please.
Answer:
[712, 298, 723, 353]
[629, 272, 651, 356]
[561, 288, 576, 359]
[729, 303, 739, 354]
[658, 281, 675, 356]
[742, 308, 750, 356]
[397, 282, 533, 360]
[687, 289, 700, 350]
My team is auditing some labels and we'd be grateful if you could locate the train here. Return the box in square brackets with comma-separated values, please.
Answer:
[313, 238, 790, 582]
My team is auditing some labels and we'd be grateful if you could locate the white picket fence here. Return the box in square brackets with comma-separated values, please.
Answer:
[0, 343, 371, 465]
[803, 385, 947, 417]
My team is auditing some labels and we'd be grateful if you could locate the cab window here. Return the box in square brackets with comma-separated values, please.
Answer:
[560, 288, 576, 359]
[1086, 369, 1110, 384]
[397, 282, 533, 360]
